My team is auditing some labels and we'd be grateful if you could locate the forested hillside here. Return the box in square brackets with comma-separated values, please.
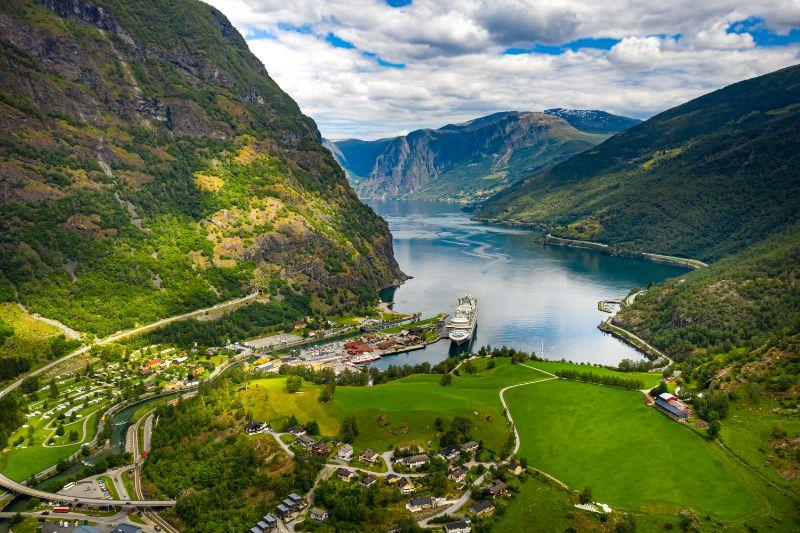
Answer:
[614, 223, 800, 391]
[477, 65, 800, 262]
[330, 111, 617, 203]
[0, 0, 402, 336]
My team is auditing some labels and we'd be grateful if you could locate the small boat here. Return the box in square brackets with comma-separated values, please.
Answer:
[350, 353, 380, 364]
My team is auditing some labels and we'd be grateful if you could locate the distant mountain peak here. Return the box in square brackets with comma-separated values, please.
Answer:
[542, 108, 641, 134]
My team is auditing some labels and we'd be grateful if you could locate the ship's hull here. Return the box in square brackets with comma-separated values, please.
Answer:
[447, 295, 477, 345]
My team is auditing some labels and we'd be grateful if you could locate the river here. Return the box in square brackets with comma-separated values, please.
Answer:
[367, 200, 687, 370]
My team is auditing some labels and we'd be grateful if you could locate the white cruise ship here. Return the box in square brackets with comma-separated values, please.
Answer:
[446, 295, 477, 345]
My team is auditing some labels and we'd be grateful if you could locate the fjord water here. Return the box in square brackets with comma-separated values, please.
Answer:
[368, 200, 687, 369]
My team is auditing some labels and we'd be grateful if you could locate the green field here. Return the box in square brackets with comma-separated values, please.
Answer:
[524, 360, 662, 389]
[504, 378, 795, 525]
[242, 358, 548, 452]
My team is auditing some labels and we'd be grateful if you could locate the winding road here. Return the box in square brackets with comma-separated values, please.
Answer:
[0, 293, 259, 509]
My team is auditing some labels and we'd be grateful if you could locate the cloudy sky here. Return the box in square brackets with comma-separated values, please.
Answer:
[210, 0, 800, 139]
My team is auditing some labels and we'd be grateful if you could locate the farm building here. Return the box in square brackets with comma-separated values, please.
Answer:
[655, 393, 690, 420]
[360, 474, 378, 488]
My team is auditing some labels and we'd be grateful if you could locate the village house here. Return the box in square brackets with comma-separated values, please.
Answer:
[260, 515, 277, 530]
[359, 448, 379, 463]
[443, 520, 472, 533]
[401, 453, 429, 469]
[507, 463, 524, 476]
[338, 443, 354, 461]
[275, 503, 294, 520]
[460, 441, 480, 453]
[470, 500, 495, 516]
[244, 421, 265, 435]
[289, 493, 307, 509]
[311, 441, 330, 455]
[336, 468, 358, 482]
[296, 434, 314, 448]
[360, 474, 378, 488]
[438, 445, 460, 461]
[484, 479, 508, 498]
[310, 508, 328, 521]
[398, 477, 416, 494]
[385, 473, 401, 484]
[289, 426, 307, 437]
[448, 466, 468, 483]
[406, 497, 444, 512]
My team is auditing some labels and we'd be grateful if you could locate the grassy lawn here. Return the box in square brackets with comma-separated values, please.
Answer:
[504, 379, 795, 524]
[332, 359, 544, 452]
[490, 475, 589, 533]
[240, 359, 545, 451]
[242, 378, 341, 434]
[525, 360, 662, 389]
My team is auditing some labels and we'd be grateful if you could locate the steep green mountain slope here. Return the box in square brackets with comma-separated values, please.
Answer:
[542, 108, 641, 133]
[477, 65, 800, 262]
[330, 111, 619, 203]
[0, 0, 402, 336]
[615, 223, 800, 366]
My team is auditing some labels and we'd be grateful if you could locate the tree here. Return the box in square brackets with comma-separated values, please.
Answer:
[340, 415, 359, 443]
[56, 424, 65, 437]
[68, 429, 79, 442]
[49, 379, 59, 398]
[318, 383, 336, 403]
[305, 420, 320, 436]
[462, 361, 477, 374]
[486, 359, 496, 369]
[286, 376, 302, 393]
[649, 381, 668, 397]
[434, 417, 445, 432]
[579, 486, 593, 504]
[706, 417, 721, 440]
[440, 374, 452, 387]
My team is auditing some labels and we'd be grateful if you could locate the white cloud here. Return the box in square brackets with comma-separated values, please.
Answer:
[209, 0, 800, 139]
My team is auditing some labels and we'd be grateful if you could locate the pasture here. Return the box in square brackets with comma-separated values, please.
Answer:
[504, 378, 783, 522]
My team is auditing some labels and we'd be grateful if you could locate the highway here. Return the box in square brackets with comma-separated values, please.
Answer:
[0, 472, 174, 507]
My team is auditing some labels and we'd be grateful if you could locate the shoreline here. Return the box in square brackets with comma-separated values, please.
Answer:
[539, 234, 708, 270]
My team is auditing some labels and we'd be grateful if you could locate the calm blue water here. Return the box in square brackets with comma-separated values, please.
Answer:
[367, 200, 687, 369]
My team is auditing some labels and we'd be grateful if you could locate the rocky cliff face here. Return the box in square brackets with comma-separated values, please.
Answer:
[0, 0, 402, 334]
[331, 111, 612, 203]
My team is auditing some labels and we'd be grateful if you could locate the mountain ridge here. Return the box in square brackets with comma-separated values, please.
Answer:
[327, 109, 639, 203]
[0, 0, 402, 335]
[477, 64, 800, 262]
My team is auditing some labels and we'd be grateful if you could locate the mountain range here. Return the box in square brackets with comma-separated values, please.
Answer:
[0, 0, 402, 336]
[477, 65, 800, 262]
[327, 109, 639, 203]
[478, 64, 800, 388]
